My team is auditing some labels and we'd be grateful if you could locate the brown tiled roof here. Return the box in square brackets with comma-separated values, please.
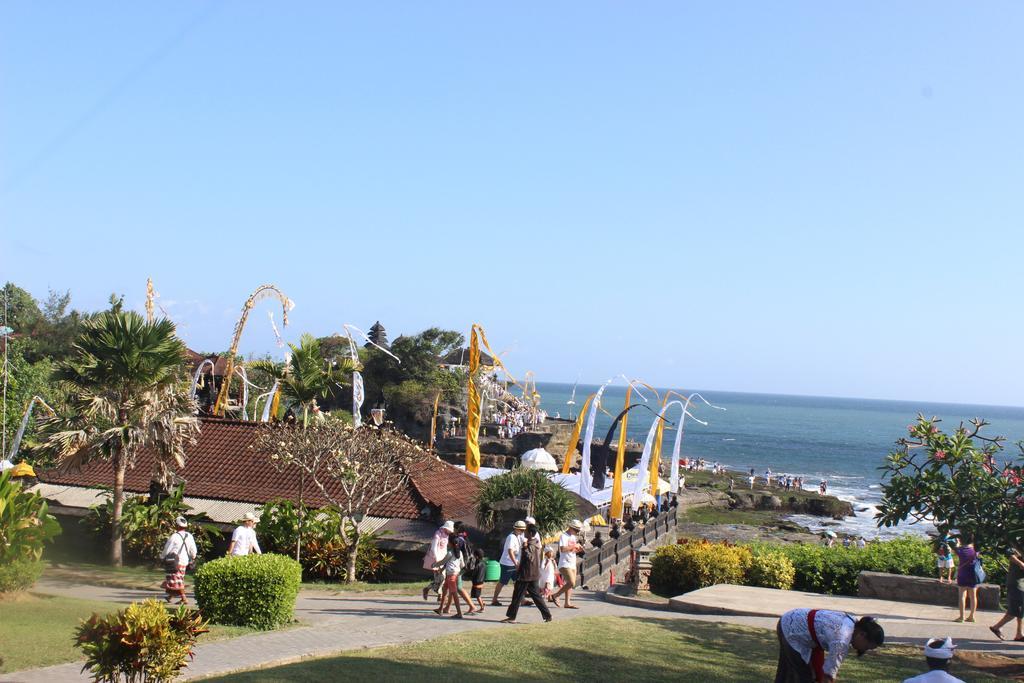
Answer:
[185, 349, 229, 376]
[38, 419, 480, 521]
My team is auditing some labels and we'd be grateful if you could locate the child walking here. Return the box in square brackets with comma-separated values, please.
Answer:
[433, 537, 466, 618]
[470, 548, 487, 613]
[540, 547, 558, 605]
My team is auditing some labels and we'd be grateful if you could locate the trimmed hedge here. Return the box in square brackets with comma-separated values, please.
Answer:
[0, 557, 44, 593]
[194, 554, 301, 629]
[746, 548, 795, 590]
[650, 539, 751, 596]
[748, 537, 936, 596]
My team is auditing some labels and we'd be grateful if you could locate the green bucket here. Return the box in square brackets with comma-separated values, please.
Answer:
[485, 559, 501, 582]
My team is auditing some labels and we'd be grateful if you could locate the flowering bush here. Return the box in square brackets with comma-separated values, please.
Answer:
[877, 415, 1024, 553]
[745, 548, 795, 590]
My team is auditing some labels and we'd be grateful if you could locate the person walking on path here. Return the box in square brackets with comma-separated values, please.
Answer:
[490, 520, 525, 606]
[161, 516, 198, 606]
[548, 520, 583, 609]
[990, 542, 1024, 641]
[422, 520, 454, 602]
[432, 536, 470, 618]
[226, 512, 262, 556]
[952, 535, 981, 623]
[501, 523, 552, 624]
[902, 637, 964, 683]
[469, 547, 487, 613]
[775, 608, 883, 682]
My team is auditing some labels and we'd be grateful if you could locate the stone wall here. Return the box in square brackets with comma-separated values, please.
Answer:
[857, 570, 1001, 610]
[579, 513, 678, 591]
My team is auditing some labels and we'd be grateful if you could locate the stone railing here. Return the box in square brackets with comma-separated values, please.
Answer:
[858, 570, 1002, 610]
[579, 512, 677, 590]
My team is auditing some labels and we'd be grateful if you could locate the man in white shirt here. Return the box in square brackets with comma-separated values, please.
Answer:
[776, 608, 884, 682]
[226, 512, 262, 556]
[903, 637, 964, 683]
[161, 516, 198, 605]
[490, 520, 525, 606]
[548, 520, 583, 609]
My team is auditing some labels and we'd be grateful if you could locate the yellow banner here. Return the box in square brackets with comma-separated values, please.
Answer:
[610, 386, 632, 520]
[561, 394, 595, 474]
[465, 325, 482, 474]
[429, 390, 441, 451]
[650, 396, 668, 496]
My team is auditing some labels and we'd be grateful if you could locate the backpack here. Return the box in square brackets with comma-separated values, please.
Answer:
[163, 532, 192, 573]
[460, 537, 478, 576]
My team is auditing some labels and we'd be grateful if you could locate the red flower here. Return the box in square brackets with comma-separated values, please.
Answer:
[1016, 496, 1024, 508]
[933, 450, 946, 461]
[930, 426, 938, 433]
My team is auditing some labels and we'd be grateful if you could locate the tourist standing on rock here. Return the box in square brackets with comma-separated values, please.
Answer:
[226, 512, 262, 556]
[952, 535, 981, 623]
[775, 608, 883, 683]
[422, 520, 454, 602]
[491, 520, 525, 606]
[161, 516, 197, 606]
[548, 520, 583, 609]
[501, 523, 552, 624]
[902, 637, 964, 683]
[990, 541, 1024, 641]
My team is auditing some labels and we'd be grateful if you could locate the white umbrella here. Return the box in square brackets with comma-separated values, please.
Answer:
[640, 492, 657, 505]
[520, 448, 558, 472]
[823, 530, 837, 538]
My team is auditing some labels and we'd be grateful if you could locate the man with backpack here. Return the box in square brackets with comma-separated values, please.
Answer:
[161, 516, 198, 605]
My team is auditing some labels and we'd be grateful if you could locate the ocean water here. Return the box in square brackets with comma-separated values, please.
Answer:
[535, 382, 1024, 539]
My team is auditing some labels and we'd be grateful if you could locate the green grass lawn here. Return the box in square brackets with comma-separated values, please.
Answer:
[202, 616, 1002, 683]
[0, 592, 269, 675]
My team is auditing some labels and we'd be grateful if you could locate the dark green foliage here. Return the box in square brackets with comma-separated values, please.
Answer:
[82, 485, 222, 565]
[256, 501, 394, 581]
[75, 599, 208, 682]
[194, 554, 302, 629]
[0, 557, 45, 593]
[475, 468, 578, 535]
[748, 537, 936, 595]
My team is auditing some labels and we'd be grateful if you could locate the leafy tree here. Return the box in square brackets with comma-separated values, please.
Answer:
[1, 337, 58, 462]
[0, 469, 61, 590]
[877, 415, 1023, 552]
[0, 282, 43, 335]
[475, 468, 577, 535]
[254, 422, 425, 583]
[250, 333, 354, 427]
[39, 311, 199, 566]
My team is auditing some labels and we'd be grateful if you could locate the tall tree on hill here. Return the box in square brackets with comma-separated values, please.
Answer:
[39, 311, 199, 566]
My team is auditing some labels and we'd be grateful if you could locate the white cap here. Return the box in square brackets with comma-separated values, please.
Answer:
[924, 637, 955, 659]
[175, 516, 188, 528]
[525, 516, 536, 525]
[441, 520, 455, 533]
[569, 519, 583, 530]
[243, 512, 257, 522]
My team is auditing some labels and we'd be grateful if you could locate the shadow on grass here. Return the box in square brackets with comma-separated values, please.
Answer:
[203, 616, 998, 682]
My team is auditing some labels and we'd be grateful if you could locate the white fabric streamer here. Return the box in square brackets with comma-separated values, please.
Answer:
[268, 312, 285, 348]
[8, 397, 56, 460]
[352, 371, 365, 428]
[256, 379, 280, 422]
[579, 382, 609, 502]
[669, 393, 724, 493]
[342, 324, 401, 363]
[189, 359, 217, 400]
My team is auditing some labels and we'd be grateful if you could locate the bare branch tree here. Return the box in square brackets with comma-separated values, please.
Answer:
[254, 422, 428, 582]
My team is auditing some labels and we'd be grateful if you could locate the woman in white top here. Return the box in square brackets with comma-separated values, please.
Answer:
[161, 516, 198, 605]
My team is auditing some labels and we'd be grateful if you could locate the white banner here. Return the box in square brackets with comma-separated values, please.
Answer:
[352, 371, 365, 428]
[632, 401, 681, 503]
[579, 383, 608, 502]
[669, 393, 722, 493]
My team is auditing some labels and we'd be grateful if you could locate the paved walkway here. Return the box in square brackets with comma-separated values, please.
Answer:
[7, 579, 1022, 682]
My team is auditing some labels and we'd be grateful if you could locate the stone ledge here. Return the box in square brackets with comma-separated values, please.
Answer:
[857, 571, 1001, 611]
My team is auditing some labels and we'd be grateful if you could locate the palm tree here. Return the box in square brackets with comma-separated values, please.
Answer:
[41, 311, 198, 566]
[250, 333, 355, 427]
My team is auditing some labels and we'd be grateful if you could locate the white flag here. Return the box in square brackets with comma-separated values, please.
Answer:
[352, 371, 365, 428]
[579, 383, 608, 502]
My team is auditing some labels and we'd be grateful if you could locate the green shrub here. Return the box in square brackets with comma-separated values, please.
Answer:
[746, 548, 795, 590]
[649, 539, 751, 596]
[749, 536, 938, 595]
[256, 501, 394, 582]
[475, 468, 577, 535]
[0, 469, 60, 592]
[82, 485, 222, 566]
[0, 557, 45, 592]
[75, 599, 208, 683]
[195, 553, 301, 629]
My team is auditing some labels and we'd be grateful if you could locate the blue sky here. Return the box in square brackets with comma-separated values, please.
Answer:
[2, 2, 1022, 406]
